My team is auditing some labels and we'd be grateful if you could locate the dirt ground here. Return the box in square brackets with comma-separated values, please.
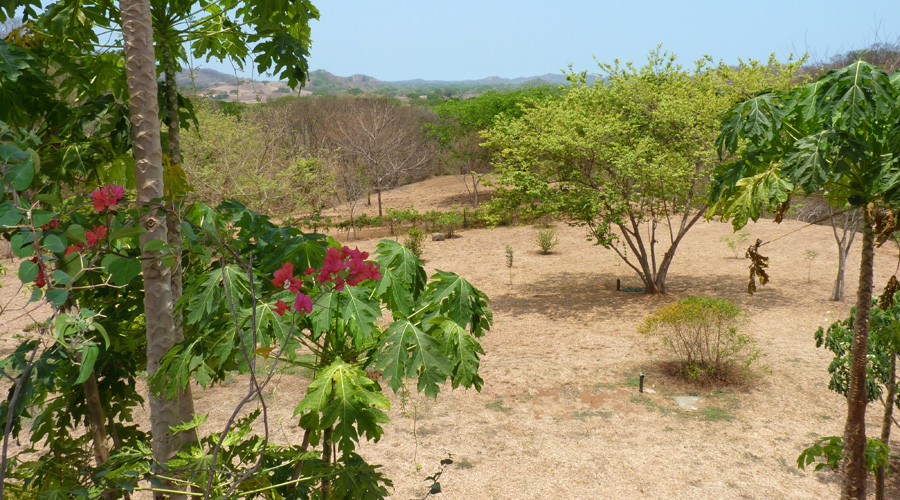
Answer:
[3, 175, 900, 499]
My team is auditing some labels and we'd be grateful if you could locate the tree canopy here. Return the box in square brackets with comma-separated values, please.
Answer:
[484, 49, 802, 293]
[710, 60, 900, 500]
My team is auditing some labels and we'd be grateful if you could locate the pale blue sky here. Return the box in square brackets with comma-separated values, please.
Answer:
[209, 1, 899, 82]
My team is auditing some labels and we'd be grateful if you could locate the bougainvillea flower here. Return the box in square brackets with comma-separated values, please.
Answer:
[91, 185, 125, 212]
[30, 256, 46, 288]
[271, 300, 290, 316]
[293, 293, 313, 314]
[64, 243, 85, 256]
[85, 225, 107, 247]
[272, 262, 302, 292]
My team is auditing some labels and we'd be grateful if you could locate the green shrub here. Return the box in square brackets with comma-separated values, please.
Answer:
[404, 228, 426, 258]
[432, 210, 463, 238]
[639, 297, 758, 381]
[533, 224, 559, 254]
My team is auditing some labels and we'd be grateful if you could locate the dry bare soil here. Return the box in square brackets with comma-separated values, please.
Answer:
[3, 176, 900, 499]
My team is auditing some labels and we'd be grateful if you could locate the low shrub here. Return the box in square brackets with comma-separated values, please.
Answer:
[533, 224, 559, 254]
[639, 297, 758, 381]
[404, 228, 426, 258]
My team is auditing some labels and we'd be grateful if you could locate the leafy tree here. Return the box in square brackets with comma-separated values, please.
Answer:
[429, 87, 558, 206]
[484, 49, 800, 294]
[710, 61, 900, 499]
[810, 296, 900, 500]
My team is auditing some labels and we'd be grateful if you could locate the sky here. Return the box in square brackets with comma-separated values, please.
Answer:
[207, 0, 899, 82]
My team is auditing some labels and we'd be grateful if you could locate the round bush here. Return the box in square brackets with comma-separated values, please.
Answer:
[639, 297, 758, 381]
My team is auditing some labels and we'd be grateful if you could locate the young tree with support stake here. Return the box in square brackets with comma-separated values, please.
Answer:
[710, 61, 900, 500]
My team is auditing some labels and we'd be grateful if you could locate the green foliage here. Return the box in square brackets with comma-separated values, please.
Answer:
[533, 223, 560, 254]
[814, 298, 900, 405]
[427, 209, 463, 238]
[485, 48, 802, 293]
[404, 228, 426, 259]
[710, 61, 900, 227]
[640, 297, 759, 381]
[798, 436, 889, 473]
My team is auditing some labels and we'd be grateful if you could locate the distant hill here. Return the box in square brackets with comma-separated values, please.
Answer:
[176, 68, 239, 88]
[175, 67, 588, 102]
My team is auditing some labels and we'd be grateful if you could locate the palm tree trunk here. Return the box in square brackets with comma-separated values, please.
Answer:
[842, 212, 875, 500]
[119, 1, 190, 497]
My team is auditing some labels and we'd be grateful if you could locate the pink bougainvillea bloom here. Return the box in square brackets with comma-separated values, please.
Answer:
[272, 262, 301, 292]
[293, 293, 313, 314]
[85, 225, 107, 247]
[271, 300, 290, 316]
[30, 256, 46, 288]
[64, 243, 84, 256]
[90, 185, 125, 212]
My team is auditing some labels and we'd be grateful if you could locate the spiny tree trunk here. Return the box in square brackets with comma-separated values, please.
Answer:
[875, 352, 896, 500]
[161, 45, 197, 443]
[842, 213, 875, 500]
[119, 1, 190, 497]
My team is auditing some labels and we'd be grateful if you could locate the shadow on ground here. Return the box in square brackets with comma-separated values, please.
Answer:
[491, 270, 793, 321]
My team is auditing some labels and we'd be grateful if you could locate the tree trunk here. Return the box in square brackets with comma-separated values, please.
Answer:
[833, 247, 848, 301]
[83, 371, 110, 466]
[84, 370, 114, 500]
[842, 212, 875, 500]
[118, 1, 190, 497]
[162, 47, 197, 445]
[377, 189, 383, 218]
[832, 208, 859, 302]
[875, 352, 896, 500]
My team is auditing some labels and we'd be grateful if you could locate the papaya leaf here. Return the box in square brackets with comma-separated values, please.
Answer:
[376, 319, 451, 398]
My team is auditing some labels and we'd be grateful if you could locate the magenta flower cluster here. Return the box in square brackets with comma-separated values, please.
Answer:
[271, 246, 382, 317]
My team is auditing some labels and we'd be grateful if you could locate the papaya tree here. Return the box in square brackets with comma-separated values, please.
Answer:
[803, 294, 900, 500]
[710, 61, 900, 500]
[483, 49, 801, 293]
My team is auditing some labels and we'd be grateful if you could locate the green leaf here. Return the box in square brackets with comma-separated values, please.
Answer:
[432, 318, 485, 391]
[102, 255, 142, 286]
[142, 238, 166, 252]
[0, 143, 34, 190]
[10, 232, 34, 257]
[0, 201, 20, 226]
[342, 286, 382, 349]
[66, 224, 86, 244]
[374, 239, 426, 300]
[52, 269, 73, 285]
[0, 40, 31, 82]
[43, 234, 66, 253]
[169, 413, 208, 433]
[293, 360, 389, 455]
[376, 319, 451, 398]
[31, 209, 55, 228]
[782, 131, 834, 193]
[374, 267, 413, 318]
[110, 225, 147, 241]
[18, 259, 38, 283]
[46, 288, 68, 307]
[74, 344, 99, 385]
